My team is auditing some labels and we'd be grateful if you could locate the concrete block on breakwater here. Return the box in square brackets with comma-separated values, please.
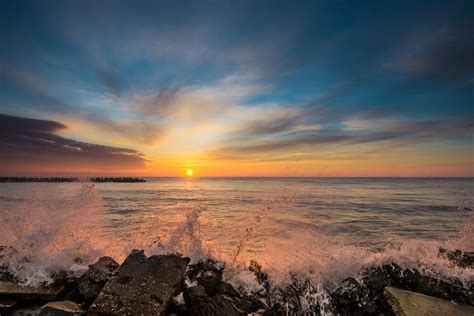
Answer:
[384, 287, 474, 316]
[0, 177, 146, 183]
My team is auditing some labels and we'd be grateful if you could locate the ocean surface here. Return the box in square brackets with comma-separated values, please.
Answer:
[1, 177, 473, 289]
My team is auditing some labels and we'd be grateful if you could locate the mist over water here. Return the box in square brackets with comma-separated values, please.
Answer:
[0, 177, 473, 292]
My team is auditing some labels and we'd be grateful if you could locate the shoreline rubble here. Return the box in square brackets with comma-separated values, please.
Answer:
[0, 248, 472, 315]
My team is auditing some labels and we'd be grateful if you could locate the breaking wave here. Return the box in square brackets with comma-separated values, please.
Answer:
[0, 179, 472, 309]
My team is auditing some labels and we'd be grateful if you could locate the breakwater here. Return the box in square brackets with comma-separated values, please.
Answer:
[0, 177, 146, 183]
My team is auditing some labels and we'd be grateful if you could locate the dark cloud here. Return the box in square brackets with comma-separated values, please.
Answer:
[0, 114, 146, 172]
[97, 67, 123, 97]
[0, 63, 163, 144]
[210, 117, 473, 160]
[387, 25, 474, 81]
[238, 113, 304, 136]
[210, 135, 351, 160]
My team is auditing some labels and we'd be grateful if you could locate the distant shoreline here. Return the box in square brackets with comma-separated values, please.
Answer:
[0, 177, 146, 183]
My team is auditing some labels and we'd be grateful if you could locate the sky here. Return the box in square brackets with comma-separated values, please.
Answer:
[0, 0, 473, 177]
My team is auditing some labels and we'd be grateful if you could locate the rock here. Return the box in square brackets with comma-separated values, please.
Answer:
[39, 300, 85, 316]
[331, 277, 378, 315]
[249, 309, 269, 316]
[186, 259, 224, 296]
[439, 248, 474, 268]
[0, 246, 19, 283]
[0, 297, 16, 309]
[248, 260, 270, 297]
[361, 263, 473, 307]
[384, 287, 474, 316]
[184, 285, 257, 316]
[89, 249, 190, 316]
[0, 281, 62, 301]
[77, 256, 118, 306]
[269, 277, 320, 315]
[0, 264, 18, 283]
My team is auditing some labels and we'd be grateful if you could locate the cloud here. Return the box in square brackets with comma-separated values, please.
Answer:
[96, 67, 123, 97]
[386, 25, 474, 81]
[235, 110, 305, 137]
[209, 135, 351, 160]
[0, 113, 146, 172]
[0, 61, 71, 112]
[0, 62, 164, 145]
[207, 117, 473, 161]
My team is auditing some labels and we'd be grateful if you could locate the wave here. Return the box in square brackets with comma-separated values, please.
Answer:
[0, 182, 472, 302]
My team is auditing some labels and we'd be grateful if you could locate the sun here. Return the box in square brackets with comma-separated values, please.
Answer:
[186, 169, 193, 176]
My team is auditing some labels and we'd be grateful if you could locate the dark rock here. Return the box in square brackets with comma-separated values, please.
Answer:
[248, 261, 270, 298]
[77, 256, 118, 306]
[186, 259, 224, 297]
[328, 263, 474, 314]
[331, 277, 378, 315]
[360, 263, 474, 308]
[0, 246, 19, 283]
[89, 249, 190, 316]
[182, 260, 267, 316]
[0, 264, 17, 284]
[269, 276, 320, 315]
[0, 297, 16, 309]
[39, 300, 85, 316]
[0, 281, 63, 301]
[439, 248, 474, 268]
[184, 285, 257, 316]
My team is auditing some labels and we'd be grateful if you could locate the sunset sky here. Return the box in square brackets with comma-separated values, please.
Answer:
[1, 0, 473, 177]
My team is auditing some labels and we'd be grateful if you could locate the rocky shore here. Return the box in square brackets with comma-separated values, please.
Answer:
[0, 248, 472, 315]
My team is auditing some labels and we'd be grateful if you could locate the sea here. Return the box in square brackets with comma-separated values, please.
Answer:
[0, 177, 473, 297]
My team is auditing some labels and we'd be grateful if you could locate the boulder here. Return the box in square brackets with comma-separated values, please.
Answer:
[184, 285, 257, 316]
[77, 256, 118, 306]
[0, 246, 19, 283]
[0, 281, 62, 301]
[0, 297, 16, 309]
[439, 248, 474, 268]
[331, 277, 378, 315]
[89, 249, 190, 316]
[384, 286, 474, 316]
[186, 259, 224, 296]
[183, 260, 266, 316]
[39, 300, 85, 316]
[361, 263, 473, 306]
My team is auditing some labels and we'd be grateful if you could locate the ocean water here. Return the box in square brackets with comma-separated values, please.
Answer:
[0, 177, 473, 292]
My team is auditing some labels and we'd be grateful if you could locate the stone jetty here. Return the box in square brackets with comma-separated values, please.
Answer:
[0, 177, 146, 183]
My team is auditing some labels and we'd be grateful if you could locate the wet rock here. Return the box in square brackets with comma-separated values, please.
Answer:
[186, 259, 224, 297]
[183, 260, 266, 316]
[0, 265, 17, 283]
[77, 256, 118, 306]
[0, 246, 19, 283]
[0, 281, 62, 301]
[184, 285, 258, 316]
[0, 297, 16, 309]
[384, 286, 474, 316]
[270, 277, 320, 315]
[39, 300, 85, 316]
[361, 263, 474, 307]
[439, 248, 474, 268]
[89, 249, 190, 316]
[331, 277, 378, 315]
[248, 261, 270, 297]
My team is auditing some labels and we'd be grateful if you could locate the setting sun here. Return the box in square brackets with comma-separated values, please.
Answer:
[186, 169, 193, 176]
